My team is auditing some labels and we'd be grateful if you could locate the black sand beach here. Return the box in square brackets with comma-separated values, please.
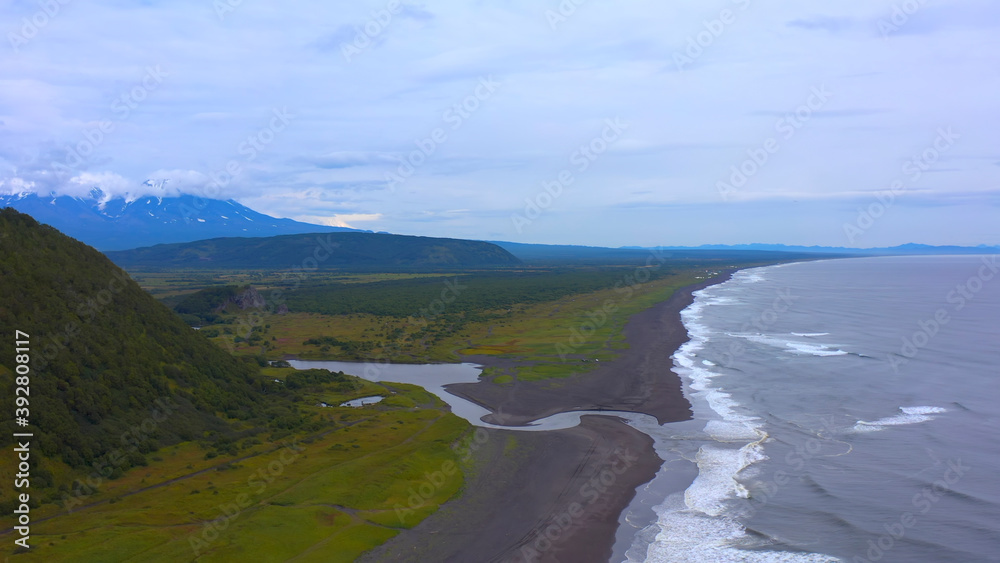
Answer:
[360, 272, 734, 562]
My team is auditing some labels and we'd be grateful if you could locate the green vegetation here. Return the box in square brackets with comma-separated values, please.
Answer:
[105, 231, 521, 270]
[173, 284, 242, 324]
[0, 209, 474, 561]
[287, 267, 660, 317]
[143, 261, 768, 381]
[0, 210, 275, 487]
[452, 271, 700, 380]
[0, 207, 797, 561]
[111, 244, 791, 386]
[4, 381, 469, 563]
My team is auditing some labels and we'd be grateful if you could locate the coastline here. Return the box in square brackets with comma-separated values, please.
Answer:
[451, 270, 737, 428]
[360, 270, 736, 562]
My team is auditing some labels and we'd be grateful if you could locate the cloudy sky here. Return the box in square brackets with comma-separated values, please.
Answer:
[2, 0, 998, 247]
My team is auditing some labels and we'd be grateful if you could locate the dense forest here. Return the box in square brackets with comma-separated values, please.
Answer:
[105, 231, 522, 270]
[286, 267, 671, 318]
[0, 209, 316, 509]
[174, 284, 242, 316]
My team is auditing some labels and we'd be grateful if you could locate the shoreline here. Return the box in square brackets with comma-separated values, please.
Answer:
[451, 271, 736, 427]
[360, 270, 736, 562]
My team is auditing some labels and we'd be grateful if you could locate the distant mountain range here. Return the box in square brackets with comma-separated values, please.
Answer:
[490, 241, 998, 264]
[107, 232, 521, 270]
[3, 190, 995, 259]
[638, 243, 1000, 255]
[489, 241, 828, 264]
[0, 190, 360, 251]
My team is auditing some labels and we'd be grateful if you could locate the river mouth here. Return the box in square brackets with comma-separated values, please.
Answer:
[287, 359, 664, 432]
[288, 358, 682, 561]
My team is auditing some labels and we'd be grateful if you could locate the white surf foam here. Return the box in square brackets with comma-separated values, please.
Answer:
[642, 494, 840, 563]
[632, 270, 840, 563]
[684, 441, 767, 516]
[736, 271, 766, 284]
[791, 332, 830, 337]
[784, 342, 848, 357]
[726, 333, 848, 357]
[901, 406, 948, 415]
[852, 406, 947, 432]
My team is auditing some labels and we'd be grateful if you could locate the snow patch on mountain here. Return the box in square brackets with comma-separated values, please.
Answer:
[0, 191, 365, 251]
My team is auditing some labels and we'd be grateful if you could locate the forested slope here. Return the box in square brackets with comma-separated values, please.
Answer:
[106, 231, 521, 270]
[0, 209, 280, 499]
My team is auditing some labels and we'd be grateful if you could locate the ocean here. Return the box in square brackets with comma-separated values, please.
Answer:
[620, 255, 1000, 562]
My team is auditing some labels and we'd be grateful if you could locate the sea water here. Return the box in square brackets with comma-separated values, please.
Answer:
[624, 256, 1000, 563]
[287, 256, 1000, 562]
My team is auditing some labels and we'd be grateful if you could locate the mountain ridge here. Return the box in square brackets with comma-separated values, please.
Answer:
[631, 242, 1000, 255]
[0, 191, 362, 251]
[0, 208, 282, 494]
[106, 231, 522, 270]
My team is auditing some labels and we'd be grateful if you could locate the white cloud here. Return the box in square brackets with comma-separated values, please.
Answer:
[1, 0, 998, 246]
[302, 151, 400, 169]
[294, 213, 384, 229]
[0, 177, 36, 195]
[143, 169, 211, 197]
[67, 171, 133, 201]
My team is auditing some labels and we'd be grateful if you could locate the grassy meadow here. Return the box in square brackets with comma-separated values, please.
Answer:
[147, 264, 719, 382]
[3, 375, 473, 562]
[3, 258, 770, 561]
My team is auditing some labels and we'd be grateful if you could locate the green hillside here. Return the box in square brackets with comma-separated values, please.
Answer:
[0, 209, 475, 561]
[105, 231, 521, 270]
[0, 209, 288, 507]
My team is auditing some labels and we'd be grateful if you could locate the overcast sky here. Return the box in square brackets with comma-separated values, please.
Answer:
[2, 1, 998, 247]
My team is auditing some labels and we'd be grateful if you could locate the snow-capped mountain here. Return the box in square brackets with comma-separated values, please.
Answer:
[0, 189, 363, 251]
